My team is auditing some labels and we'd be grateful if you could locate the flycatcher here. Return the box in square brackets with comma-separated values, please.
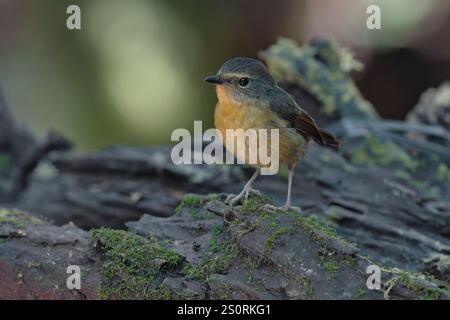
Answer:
[205, 57, 339, 212]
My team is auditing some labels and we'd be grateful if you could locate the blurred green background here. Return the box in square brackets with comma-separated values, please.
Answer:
[1, 0, 450, 150]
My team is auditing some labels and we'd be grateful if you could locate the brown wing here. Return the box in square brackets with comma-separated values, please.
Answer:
[268, 86, 325, 145]
[269, 86, 340, 149]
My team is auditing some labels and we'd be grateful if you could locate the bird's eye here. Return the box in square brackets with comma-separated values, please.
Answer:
[238, 77, 250, 87]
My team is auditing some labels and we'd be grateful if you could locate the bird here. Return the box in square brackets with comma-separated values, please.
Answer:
[204, 57, 339, 212]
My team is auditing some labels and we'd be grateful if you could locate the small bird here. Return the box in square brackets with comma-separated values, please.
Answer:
[205, 57, 339, 211]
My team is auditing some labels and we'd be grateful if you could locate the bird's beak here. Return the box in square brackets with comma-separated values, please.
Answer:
[204, 75, 224, 84]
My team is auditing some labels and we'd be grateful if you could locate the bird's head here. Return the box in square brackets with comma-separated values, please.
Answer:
[204, 57, 276, 105]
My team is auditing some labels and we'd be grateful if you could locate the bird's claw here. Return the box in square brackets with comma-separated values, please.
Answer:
[225, 188, 261, 207]
[225, 194, 239, 206]
[244, 187, 261, 199]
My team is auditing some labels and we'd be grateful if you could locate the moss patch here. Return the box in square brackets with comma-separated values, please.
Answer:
[297, 276, 314, 299]
[319, 258, 340, 279]
[185, 243, 237, 283]
[284, 212, 358, 279]
[236, 198, 355, 279]
[437, 163, 450, 182]
[92, 228, 184, 299]
[0, 209, 43, 226]
[286, 211, 351, 246]
[383, 268, 449, 300]
[263, 224, 296, 255]
[397, 271, 449, 300]
[175, 193, 219, 220]
[185, 224, 238, 284]
[350, 136, 424, 172]
[262, 37, 378, 119]
[176, 194, 203, 211]
[355, 288, 367, 299]
[244, 257, 261, 284]
[236, 193, 272, 217]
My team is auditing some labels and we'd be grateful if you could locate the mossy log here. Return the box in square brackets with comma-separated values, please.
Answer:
[1, 126, 449, 300]
[1, 197, 447, 300]
[10, 143, 449, 276]
[0, 37, 449, 299]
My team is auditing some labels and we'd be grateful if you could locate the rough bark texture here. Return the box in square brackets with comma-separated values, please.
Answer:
[0, 37, 449, 299]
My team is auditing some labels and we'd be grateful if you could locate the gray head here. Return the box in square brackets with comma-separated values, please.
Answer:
[204, 57, 277, 103]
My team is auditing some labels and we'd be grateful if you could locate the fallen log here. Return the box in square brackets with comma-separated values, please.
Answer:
[0, 37, 449, 299]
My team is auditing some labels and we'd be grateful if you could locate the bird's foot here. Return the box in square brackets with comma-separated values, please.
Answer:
[244, 187, 261, 199]
[225, 194, 240, 206]
[262, 204, 302, 214]
[225, 187, 261, 207]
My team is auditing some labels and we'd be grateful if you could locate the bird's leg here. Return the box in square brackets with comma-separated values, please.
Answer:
[225, 168, 261, 206]
[263, 166, 302, 213]
[283, 167, 294, 208]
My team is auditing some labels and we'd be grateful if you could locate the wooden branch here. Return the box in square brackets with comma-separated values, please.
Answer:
[0, 85, 72, 200]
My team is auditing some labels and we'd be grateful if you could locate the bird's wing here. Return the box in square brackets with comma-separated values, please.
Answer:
[268, 86, 324, 145]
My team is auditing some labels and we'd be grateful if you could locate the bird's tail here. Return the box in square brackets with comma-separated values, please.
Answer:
[319, 129, 340, 150]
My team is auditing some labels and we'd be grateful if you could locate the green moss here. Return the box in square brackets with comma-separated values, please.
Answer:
[437, 163, 449, 182]
[320, 153, 332, 163]
[289, 212, 349, 245]
[396, 271, 449, 300]
[343, 163, 359, 174]
[186, 248, 236, 281]
[323, 208, 341, 226]
[285, 213, 354, 279]
[297, 276, 314, 298]
[175, 193, 219, 220]
[190, 210, 213, 221]
[237, 193, 272, 216]
[175, 194, 202, 215]
[0, 209, 43, 226]
[185, 223, 238, 284]
[250, 206, 355, 281]
[383, 268, 449, 300]
[393, 170, 411, 180]
[351, 149, 369, 165]
[156, 284, 173, 300]
[244, 257, 261, 284]
[207, 275, 236, 299]
[263, 224, 296, 255]
[179, 194, 203, 208]
[319, 258, 340, 279]
[409, 179, 428, 191]
[185, 242, 238, 283]
[92, 228, 183, 299]
[350, 136, 423, 172]
[355, 288, 367, 299]
[243, 205, 355, 278]
[262, 37, 378, 119]
[209, 225, 226, 252]
[304, 219, 357, 277]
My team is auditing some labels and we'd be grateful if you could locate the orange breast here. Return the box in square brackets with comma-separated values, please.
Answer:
[214, 90, 307, 168]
